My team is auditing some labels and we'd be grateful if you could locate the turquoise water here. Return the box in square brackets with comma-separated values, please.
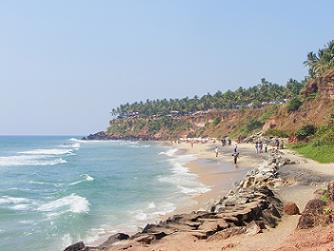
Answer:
[0, 136, 209, 251]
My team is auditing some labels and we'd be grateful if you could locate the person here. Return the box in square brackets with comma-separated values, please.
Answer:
[264, 143, 268, 153]
[255, 141, 259, 154]
[228, 138, 232, 146]
[275, 138, 280, 151]
[259, 141, 263, 153]
[215, 146, 219, 157]
[232, 145, 239, 165]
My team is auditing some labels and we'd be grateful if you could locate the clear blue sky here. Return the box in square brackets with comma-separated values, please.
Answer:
[0, 0, 333, 135]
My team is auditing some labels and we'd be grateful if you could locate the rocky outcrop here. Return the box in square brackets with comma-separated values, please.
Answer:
[283, 202, 300, 215]
[63, 153, 291, 251]
[82, 131, 155, 141]
[297, 180, 334, 230]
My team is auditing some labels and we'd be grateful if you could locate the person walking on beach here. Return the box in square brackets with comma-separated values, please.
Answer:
[255, 141, 259, 154]
[275, 138, 279, 151]
[259, 141, 263, 153]
[232, 145, 239, 165]
[215, 146, 219, 157]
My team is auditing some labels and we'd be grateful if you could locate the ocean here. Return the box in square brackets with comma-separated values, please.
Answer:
[0, 136, 210, 251]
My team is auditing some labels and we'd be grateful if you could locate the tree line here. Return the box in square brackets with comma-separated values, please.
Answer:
[111, 40, 334, 117]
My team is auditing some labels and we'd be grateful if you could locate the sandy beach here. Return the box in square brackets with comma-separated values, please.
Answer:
[171, 141, 263, 213]
[172, 142, 334, 251]
[109, 142, 334, 251]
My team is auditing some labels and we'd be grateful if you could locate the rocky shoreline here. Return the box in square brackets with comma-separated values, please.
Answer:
[82, 131, 158, 141]
[64, 150, 292, 251]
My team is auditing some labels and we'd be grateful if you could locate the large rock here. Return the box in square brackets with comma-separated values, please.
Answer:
[284, 202, 300, 215]
[63, 242, 85, 251]
[303, 199, 326, 214]
[98, 233, 129, 249]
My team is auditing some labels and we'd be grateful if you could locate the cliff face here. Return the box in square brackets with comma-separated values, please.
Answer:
[267, 69, 334, 133]
[85, 70, 334, 141]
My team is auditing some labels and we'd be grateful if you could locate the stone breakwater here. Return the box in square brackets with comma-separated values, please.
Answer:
[64, 152, 291, 251]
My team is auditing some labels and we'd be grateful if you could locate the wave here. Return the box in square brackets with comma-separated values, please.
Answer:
[37, 194, 90, 214]
[158, 153, 211, 196]
[69, 174, 94, 186]
[18, 148, 73, 156]
[132, 201, 176, 222]
[0, 155, 66, 166]
[0, 196, 36, 211]
[0, 196, 32, 205]
[158, 148, 178, 156]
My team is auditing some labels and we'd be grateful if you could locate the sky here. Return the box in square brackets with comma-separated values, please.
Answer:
[0, 0, 333, 135]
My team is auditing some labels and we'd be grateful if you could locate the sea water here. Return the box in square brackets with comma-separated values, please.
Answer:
[0, 136, 210, 251]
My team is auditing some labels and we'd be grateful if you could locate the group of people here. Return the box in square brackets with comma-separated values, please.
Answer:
[255, 141, 267, 154]
[221, 137, 232, 146]
[255, 137, 284, 154]
[215, 142, 240, 165]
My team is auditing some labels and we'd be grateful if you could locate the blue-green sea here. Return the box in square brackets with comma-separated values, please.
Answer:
[0, 136, 209, 251]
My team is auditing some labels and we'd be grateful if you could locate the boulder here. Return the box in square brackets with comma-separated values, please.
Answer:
[284, 202, 300, 215]
[303, 199, 326, 214]
[63, 242, 85, 251]
[297, 213, 315, 229]
[98, 233, 129, 249]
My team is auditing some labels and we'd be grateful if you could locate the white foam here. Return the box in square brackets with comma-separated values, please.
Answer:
[37, 194, 90, 214]
[158, 153, 211, 196]
[82, 174, 94, 181]
[0, 196, 32, 205]
[135, 212, 148, 221]
[159, 148, 178, 156]
[69, 174, 94, 186]
[19, 148, 73, 155]
[147, 202, 156, 209]
[151, 202, 176, 216]
[0, 196, 36, 211]
[0, 155, 66, 166]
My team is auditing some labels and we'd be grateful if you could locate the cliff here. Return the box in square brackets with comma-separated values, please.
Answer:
[84, 70, 334, 141]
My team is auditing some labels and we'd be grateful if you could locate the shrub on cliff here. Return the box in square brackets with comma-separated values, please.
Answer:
[264, 128, 289, 138]
[212, 117, 221, 126]
[296, 125, 316, 140]
[287, 97, 302, 112]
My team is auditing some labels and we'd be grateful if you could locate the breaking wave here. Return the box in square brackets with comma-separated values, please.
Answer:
[0, 155, 66, 166]
[158, 151, 211, 196]
[37, 194, 90, 214]
[158, 148, 178, 156]
[18, 148, 73, 155]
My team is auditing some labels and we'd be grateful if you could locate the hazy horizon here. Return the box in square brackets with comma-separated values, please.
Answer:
[1, 0, 334, 135]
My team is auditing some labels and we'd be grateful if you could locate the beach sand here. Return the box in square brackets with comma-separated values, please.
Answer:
[173, 142, 263, 213]
[107, 142, 334, 251]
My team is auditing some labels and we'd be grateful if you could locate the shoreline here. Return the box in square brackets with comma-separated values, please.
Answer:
[65, 140, 334, 251]
[171, 141, 263, 213]
[85, 141, 264, 248]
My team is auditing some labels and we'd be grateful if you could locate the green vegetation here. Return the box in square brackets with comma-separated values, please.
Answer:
[264, 128, 289, 138]
[212, 117, 221, 126]
[291, 143, 334, 163]
[230, 118, 264, 138]
[295, 124, 316, 140]
[291, 126, 334, 163]
[287, 97, 302, 112]
[304, 40, 334, 79]
[111, 78, 304, 117]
